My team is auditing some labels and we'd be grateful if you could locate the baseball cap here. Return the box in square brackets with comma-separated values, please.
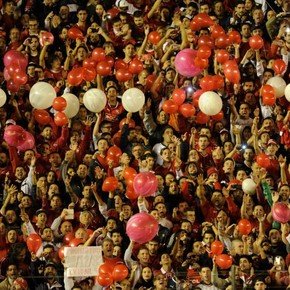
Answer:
[220, 128, 229, 134]
[118, 0, 129, 8]
[45, 261, 57, 269]
[5, 119, 16, 126]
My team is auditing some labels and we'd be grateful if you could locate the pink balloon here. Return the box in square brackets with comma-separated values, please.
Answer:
[126, 213, 159, 244]
[272, 202, 290, 223]
[17, 131, 35, 151]
[4, 125, 26, 147]
[175, 49, 203, 77]
[133, 172, 158, 197]
[4, 50, 28, 70]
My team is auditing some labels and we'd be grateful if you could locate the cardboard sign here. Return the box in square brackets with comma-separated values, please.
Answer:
[64, 246, 103, 277]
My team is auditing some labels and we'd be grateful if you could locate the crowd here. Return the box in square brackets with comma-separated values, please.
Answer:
[0, 0, 290, 289]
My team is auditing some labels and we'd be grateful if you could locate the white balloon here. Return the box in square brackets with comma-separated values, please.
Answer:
[198, 91, 222, 116]
[284, 83, 290, 102]
[29, 82, 56, 109]
[83, 88, 107, 113]
[267, 76, 286, 98]
[62, 93, 80, 118]
[242, 178, 257, 195]
[122, 88, 145, 113]
[0, 89, 7, 107]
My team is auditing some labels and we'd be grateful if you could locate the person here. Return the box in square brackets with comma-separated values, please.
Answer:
[196, 267, 219, 290]
[0, 0, 289, 289]
[0, 263, 19, 289]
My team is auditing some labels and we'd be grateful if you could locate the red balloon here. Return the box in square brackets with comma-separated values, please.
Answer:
[96, 61, 111, 76]
[107, 7, 120, 19]
[82, 66, 96, 81]
[190, 19, 201, 31]
[195, 111, 210, 124]
[146, 74, 157, 90]
[162, 100, 179, 114]
[6, 63, 22, 77]
[192, 89, 204, 107]
[13, 71, 28, 86]
[99, 263, 114, 274]
[92, 48, 106, 63]
[261, 85, 275, 97]
[215, 254, 233, 269]
[26, 233, 42, 254]
[126, 186, 138, 200]
[263, 94, 276, 106]
[119, 117, 136, 130]
[52, 97, 67, 111]
[197, 45, 212, 59]
[102, 176, 118, 192]
[200, 75, 215, 91]
[129, 58, 143, 74]
[223, 59, 238, 69]
[67, 67, 83, 86]
[272, 202, 290, 223]
[123, 167, 137, 180]
[105, 56, 115, 67]
[179, 103, 196, 118]
[228, 30, 241, 44]
[4, 50, 28, 70]
[133, 172, 158, 197]
[40, 31, 54, 46]
[105, 155, 119, 168]
[249, 35, 264, 50]
[17, 131, 35, 151]
[216, 49, 230, 64]
[212, 75, 225, 90]
[116, 69, 133, 82]
[34, 109, 51, 125]
[83, 58, 97, 68]
[256, 153, 271, 168]
[6, 80, 20, 93]
[210, 25, 225, 39]
[69, 238, 82, 247]
[126, 177, 134, 190]
[194, 57, 209, 69]
[211, 111, 224, 121]
[211, 240, 224, 255]
[198, 35, 214, 49]
[96, 273, 114, 287]
[114, 59, 128, 70]
[54, 112, 68, 126]
[172, 88, 186, 105]
[112, 264, 129, 282]
[58, 246, 65, 260]
[223, 64, 240, 84]
[126, 213, 159, 244]
[273, 59, 286, 75]
[148, 31, 161, 45]
[107, 146, 122, 160]
[4, 125, 25, 147]
[112, 130, 121, 147]
[215, 35, 230, 49]
[67, 27, 84, 40]
[193, 13, 214, 28]
[63, 232, 74, 245]
[238, 219, 252, 235]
